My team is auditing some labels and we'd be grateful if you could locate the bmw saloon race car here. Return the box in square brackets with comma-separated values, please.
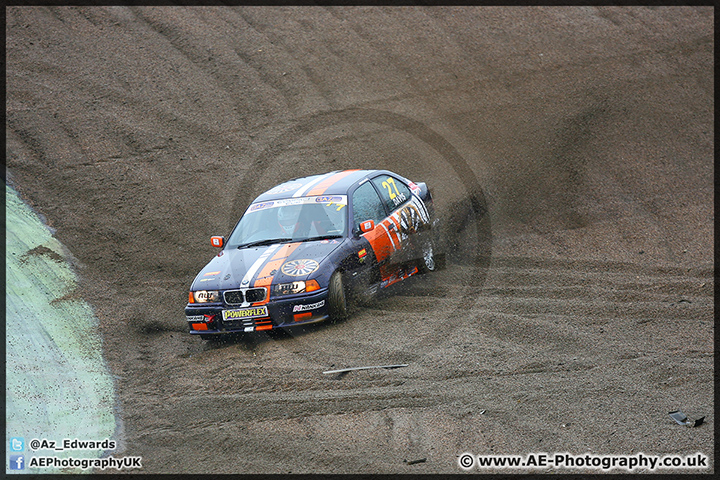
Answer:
[185, 169, 438, 339]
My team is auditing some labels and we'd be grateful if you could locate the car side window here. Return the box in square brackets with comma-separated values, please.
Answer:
[371, 175, 411, 213]
[352, 182, 386, 231]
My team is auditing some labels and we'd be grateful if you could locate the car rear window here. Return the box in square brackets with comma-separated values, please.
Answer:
[371, 175, 411, 213]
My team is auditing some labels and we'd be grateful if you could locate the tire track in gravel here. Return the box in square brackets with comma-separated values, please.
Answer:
[131, 250, 713, 473]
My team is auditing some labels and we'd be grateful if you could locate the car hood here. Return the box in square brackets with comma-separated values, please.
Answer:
[191, 239, 344, 291]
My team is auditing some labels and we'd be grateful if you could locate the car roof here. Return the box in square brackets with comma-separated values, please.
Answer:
[253, 169, 399, 202]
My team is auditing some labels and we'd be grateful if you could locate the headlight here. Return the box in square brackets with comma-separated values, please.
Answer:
[271, 279, 320, 296]
[189, 290, 221, 303]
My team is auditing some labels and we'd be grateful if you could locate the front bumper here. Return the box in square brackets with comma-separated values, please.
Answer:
[184, 288, 330, 336]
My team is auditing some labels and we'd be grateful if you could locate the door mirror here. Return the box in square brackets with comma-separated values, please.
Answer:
[210, 236, 225, 248]
[359, 220, 375, 234]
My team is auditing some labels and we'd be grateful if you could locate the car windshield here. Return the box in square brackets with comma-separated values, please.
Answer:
[227, 196, 348, 249]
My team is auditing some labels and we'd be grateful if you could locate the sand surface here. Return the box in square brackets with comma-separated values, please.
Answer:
[5, 6, 713, 474]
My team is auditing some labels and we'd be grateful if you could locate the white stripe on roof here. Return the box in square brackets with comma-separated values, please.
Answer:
[292, 171, 338, 197]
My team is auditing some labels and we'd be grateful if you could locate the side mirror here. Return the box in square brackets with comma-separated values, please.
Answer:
[359, 220, 375, 234]
[210, 236, 225, 248]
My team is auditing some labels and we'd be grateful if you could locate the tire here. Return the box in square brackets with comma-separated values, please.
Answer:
[418, 237, 436, 273]
[327, 270, 348, 322]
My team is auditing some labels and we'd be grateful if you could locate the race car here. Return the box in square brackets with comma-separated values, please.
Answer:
[185, 169, 438, 339]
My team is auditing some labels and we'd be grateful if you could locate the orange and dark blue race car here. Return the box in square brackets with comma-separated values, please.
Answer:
[185, 169, 439, 339]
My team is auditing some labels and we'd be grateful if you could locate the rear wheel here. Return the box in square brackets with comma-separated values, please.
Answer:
[418, 238, 436, 273]
[327, 271, 348, 322]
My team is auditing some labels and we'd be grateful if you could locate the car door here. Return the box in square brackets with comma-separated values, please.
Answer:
[351, 180, 394, 264]
[370, 173, 428, 264]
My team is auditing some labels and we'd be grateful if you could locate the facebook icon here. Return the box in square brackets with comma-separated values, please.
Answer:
[10, 455, 25, 470]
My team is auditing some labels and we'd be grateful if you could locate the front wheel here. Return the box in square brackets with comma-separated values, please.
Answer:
[327, 271, 348, 322]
